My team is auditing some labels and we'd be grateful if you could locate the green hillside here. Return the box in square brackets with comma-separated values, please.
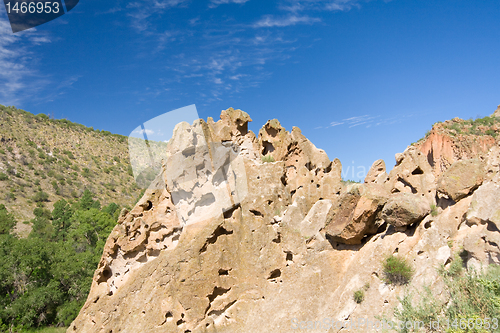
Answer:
[0, 105, 143, 237]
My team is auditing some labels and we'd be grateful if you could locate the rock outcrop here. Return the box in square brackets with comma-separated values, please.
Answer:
[416, 117, 497, 177]
[70, 108, 500, 333]
[437, 158, 485, 201]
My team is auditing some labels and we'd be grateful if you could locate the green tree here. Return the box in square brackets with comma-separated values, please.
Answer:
[0, 205, 16, 235]
[52, 199, 74, 241]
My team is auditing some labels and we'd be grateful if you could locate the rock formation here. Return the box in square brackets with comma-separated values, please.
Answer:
[69, 107, 500, 333]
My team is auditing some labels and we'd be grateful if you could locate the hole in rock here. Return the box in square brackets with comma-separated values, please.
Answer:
[272, 233, 281, 243]
[208, 286, 231, 302]
[103, 269, 111, 278]
[144, 200, 153, 211]
[223, 204, 240, 219]
[281, 175, 287, 186]
[250, 210, 263, 217]
[487, 221, 500, 233]
[444, 257, 452, 267]
[268, 269, 281, 280]
[218, 269, 229, 276]
[262, 141, 275, 155]
[424, 221, 432, 229]
[236, 122, 248, 135]
[200, 226, 233, 253]
[412, 167, 424, 175]
[266, 126, 279, 137]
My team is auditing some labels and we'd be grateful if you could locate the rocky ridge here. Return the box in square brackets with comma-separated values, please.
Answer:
[70, 107, 500, 333]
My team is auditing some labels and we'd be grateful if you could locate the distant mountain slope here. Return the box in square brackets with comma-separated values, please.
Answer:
[0, 105, 142, 234]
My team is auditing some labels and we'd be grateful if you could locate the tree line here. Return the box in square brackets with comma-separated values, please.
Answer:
[0, 190, 120, 331]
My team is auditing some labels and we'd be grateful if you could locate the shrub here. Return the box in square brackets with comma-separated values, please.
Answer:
[63, 150, 75, 159]
[0, 173, 8, 181]
[430, 204, 438, 217]
[33, 191, 49, 202]
[261, 154, 275, 163]
[36, 113, 49, 120]
[354, 290, 365, 304]
[394, 263, 500, 333]
[0, 149, 4, 154]
[383, 255, 413, 285]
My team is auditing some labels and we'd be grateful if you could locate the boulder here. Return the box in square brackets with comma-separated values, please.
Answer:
[380, 192, 430, 228]
[324, 183, 388, 244]
[466, 182, 500, 228]
[299, 199, 334, 239]
[437, 159, 485, 201]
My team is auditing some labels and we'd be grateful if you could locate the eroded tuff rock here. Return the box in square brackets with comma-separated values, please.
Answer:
[70, 107, 500, 333]
[416, 113, 498, 177]
[381, 193, 431, 228]
[324, 183, 388, 244]
[364, 159, 388, 184]
[437, 158, 485, 201]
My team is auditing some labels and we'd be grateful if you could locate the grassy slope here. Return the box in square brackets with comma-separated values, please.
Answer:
[0, 105, 142, 235]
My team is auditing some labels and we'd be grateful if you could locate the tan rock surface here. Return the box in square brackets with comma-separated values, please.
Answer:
[380, 193, 430, 229]
[69, 108, 500, 333]
[437, 158, 485, 201]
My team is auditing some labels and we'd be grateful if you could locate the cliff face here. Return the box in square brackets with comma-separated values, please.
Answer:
[69, 108, 500, 333]
[415, 108, 500, 177]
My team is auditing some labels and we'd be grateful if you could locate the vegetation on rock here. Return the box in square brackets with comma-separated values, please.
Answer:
[394, 254, 500, 333]
[383, 255, 414, 285]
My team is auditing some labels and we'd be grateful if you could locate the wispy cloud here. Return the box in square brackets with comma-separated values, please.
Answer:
[119, 0, 389, 105]
[209, 0, 251, 8]
[253, 15, 321, 28]
[319, 112, 419, 129]
[126, 0, 189, 32]
[0, 15, 54, 106]
[280, 0, 363, 12]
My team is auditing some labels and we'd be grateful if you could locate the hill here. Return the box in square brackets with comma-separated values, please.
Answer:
[0, 105, 143, 236]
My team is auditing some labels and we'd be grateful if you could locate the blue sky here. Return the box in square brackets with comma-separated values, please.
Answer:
[1, 0, 500, 180]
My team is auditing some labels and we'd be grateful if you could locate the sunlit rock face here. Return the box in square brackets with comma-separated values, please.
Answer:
[70, 108, 500, 333]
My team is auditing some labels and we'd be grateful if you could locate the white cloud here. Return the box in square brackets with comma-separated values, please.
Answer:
[329, 121, 344, 127]
[280, 0, 363, 12]
[126, 0, 189, 32]
[0, 15, 54, 106]
[253, 15, 321, 28]
[133, 128, 155, 135]
[209, 0, 251, 8]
